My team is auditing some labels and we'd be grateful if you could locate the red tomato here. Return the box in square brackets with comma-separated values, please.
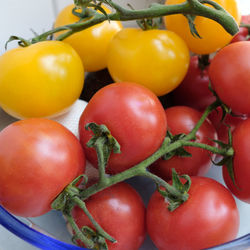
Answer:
[0, 118, 85, 217]
[231, 15, 250, 43]
[79, 82, 167, 174]
[209, 107, 247, 143]
[150, 106, 217, 180]
[209, 41, 250, 115]
[147, 177, 239, 250]
[223, 118, 250, 203]
[231, 27, 249, 43]
[72, 182, 146, 249]
[171, 56, 216, 111]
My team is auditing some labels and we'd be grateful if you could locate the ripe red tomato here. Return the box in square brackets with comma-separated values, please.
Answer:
[0, 118, 86, 217]
[79, 82, 167, 174]
[231, 15, 250, 43]
[223, 118, 250, 203]
[209, 41, 250, 115]
[147, 177, 239, 250]
[209, 107, 247, 144]
[72, 182, 146, 249]
[150, 106, 217, 180]
[171, 56, 216, 111]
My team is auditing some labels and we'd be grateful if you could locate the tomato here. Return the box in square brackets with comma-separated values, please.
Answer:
[79, 82, 167, 174]
[209, 41, 250, 115]
[223, 118, 250, 203]
[72, 182, 146, 249]
[164, 0, 241, 54]
[147, 176, 239, 250]
[107, 28, 190, 96]
[150, 106, 217, 180]
[231, 15, 250, 43]
[209, 107, 247, 144]
[171, 56, 215, 111]
[54, 4, 122, 72]
[0, 118, 86, 217]
[0, 41, 84, 119]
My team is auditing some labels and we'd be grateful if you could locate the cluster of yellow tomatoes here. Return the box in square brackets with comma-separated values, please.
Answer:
[0, 0, 240, 120]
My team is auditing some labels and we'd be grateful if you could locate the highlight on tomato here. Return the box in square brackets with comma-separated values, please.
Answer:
[164, 0, 241, 55]
[147, 176, 239, 250]
[150, 106, 217, 180]
[209, 41, 250, 115]
[72, 182, 146, 249]
[0, 118, 86, 217]
[223, 118, 250, 203]
[0, 41, 84, 119]
[78, 82, 167, 174]
[106, 28, 190, 96]
[54, 4, 122, 72]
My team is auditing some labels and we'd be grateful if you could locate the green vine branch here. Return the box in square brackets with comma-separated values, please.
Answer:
[29, 0, 238, 43]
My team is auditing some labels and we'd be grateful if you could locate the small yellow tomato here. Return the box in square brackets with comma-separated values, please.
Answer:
[0, 41, 84, 119]
[164, 0, 241, 55]
[107, 28, 190, 96]
[54, 4, 122, 72]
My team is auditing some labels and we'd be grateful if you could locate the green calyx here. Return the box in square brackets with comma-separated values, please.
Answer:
[158, 169, 191, 212]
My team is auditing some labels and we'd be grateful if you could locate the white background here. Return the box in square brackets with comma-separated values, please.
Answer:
[0, 0, 250, 250]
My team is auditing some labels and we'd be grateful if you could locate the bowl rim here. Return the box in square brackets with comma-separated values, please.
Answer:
[0, 205, 250, 250]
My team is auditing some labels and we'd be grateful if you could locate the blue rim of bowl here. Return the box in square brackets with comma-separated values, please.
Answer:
[0, 205, 250, 250]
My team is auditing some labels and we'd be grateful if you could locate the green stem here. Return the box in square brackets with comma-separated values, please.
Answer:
[181, 140, 234, 156]
[185, 100, 220, 141]
[31, 0, 238, 42]
[65, 209, 95, 249]
[95, 137, 109, 184]
[71, 196, 116, 243]
[80, 100, 222, 200]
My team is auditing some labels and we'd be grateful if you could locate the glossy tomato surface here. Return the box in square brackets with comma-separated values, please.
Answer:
[223, 118, 250, 203]
[0, 118, 86, 217]
[231, 15, 250, 43]
[209, 107, 247, 143]
[150, 106, 217, 180]
[209, 41, 250, 115]
[0, 41, 84, 119]
[164, 0, 241, 54]
[79, 82, 167, 174]
[72, 182, 146, 249]
[54, 4, 122, 72]
[147, 177, 239, 250]
[107, 28, 190, 96]
[171, 56, 216, 111]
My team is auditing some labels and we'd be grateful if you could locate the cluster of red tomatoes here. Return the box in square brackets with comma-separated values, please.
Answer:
[0, 0, 250, 249]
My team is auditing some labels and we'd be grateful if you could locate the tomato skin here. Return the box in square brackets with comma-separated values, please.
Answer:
[107, 28, 190, 96]
[0, 118, 86, 217]
[171, 56, 216, 111]
[209, 41, 250, 115]
[54, 4, 122, 72]
[150, 106, 217, 180]
[164, 0, 241, 55]
[231, 27, 249, 43]
[0, 41, 84, 119]
[79, 82, 167, 174]
[231, 15, 250, 43]
[209, 107, 247, 144]
[223, 118, 250, 203]
[72, 182, 146, 249]
[147, 177, 239, 250]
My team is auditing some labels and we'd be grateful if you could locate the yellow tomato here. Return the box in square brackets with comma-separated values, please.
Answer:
[0, 41, 84, 119]
[164, 0, 241, 55]
[54, 4, 122, 72]
[107, 28, 190, 96]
